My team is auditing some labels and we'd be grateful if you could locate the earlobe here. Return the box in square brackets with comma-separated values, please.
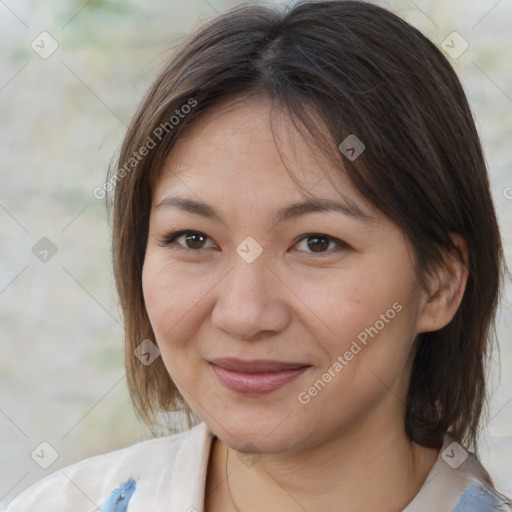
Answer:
[417, 233, 469, 333]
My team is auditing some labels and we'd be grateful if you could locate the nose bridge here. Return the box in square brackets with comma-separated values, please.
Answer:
[211, 244, 289, 339]
[225, 234, 272, 295]
[229, 245, 269, 296]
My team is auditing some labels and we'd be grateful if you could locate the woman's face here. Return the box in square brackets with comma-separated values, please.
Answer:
[142, 95, 432, 453]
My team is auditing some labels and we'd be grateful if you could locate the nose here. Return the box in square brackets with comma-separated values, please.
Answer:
[210, 252, 291, 341]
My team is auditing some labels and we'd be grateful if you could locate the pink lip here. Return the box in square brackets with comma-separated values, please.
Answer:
[208, 358, 311, 395]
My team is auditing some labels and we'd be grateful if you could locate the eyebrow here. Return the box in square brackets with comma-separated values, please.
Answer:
[154, 195, 377, 225]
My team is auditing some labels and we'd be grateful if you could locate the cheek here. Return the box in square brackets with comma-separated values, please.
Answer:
[141, 252, 214, 350]
[306, 263, 405, 338]
[304, 256, 421, 379]
[141, 255, 204, 396]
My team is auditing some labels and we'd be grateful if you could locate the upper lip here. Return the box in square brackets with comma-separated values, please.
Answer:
[209, 357, 310, 374]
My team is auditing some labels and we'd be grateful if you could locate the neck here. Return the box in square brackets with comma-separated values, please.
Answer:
[207, 408, 439, 512]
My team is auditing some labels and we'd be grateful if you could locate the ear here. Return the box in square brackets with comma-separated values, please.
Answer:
[416, 233, 469, 333]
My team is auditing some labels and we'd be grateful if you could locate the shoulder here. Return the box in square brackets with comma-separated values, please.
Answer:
[453, 483, 512, 512]
[3, 424, 204, 512]
[405, 435, 512, 512]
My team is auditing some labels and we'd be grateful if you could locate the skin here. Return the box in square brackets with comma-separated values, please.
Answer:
[142, 94, 469, 512]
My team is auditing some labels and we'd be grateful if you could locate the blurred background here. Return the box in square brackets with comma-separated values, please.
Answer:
[0, 0, 511, 506]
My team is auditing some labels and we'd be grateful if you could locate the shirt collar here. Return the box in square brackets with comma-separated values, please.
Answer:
[167, 421, 214, 511]
[403, 433, 494, 512]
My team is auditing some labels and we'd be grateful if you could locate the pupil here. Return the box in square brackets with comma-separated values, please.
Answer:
[308, 235, 328, 252]
[186, 233, 204, 248]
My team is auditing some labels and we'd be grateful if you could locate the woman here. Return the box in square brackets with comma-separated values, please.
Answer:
[5, 1, 511, 511]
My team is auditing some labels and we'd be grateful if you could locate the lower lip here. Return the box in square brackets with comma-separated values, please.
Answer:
[209, 363, 311, 395]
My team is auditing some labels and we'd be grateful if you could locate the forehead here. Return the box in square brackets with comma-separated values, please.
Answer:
[153, 94, 376, 216]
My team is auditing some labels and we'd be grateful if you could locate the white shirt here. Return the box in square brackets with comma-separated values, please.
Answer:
[4, 421, 512, 511]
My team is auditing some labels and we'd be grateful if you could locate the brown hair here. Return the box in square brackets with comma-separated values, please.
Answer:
[108, 0, 507, 451]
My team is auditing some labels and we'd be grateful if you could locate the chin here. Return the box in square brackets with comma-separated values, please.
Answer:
[207, 413, 311, 454]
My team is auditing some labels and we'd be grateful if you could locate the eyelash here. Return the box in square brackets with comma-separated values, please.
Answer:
[158, 230, 349, 256]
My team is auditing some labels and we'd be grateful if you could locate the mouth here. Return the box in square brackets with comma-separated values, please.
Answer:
[208, 357, 312, 395]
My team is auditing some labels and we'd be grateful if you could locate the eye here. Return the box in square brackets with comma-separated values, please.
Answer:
[293, 233, 348, 255]
[159, 230, 348, 256]
[160, 230, 216, 251]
